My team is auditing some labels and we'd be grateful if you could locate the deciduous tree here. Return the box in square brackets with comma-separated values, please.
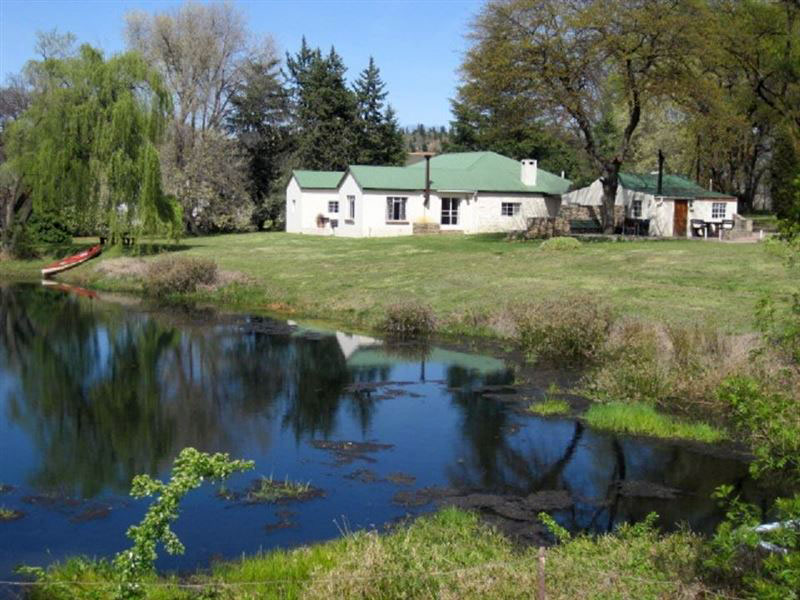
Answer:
[462, 0, 707, 231]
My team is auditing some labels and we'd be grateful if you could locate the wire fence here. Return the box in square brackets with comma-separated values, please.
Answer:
[0, 548, 753, 600]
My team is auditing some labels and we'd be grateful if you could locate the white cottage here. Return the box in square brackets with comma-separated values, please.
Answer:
[562, 173, 739, 237]
[285, 152, 570, 237]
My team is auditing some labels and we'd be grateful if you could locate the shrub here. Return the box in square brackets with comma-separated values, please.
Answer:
[380, 302, 436, 338]
[143, 256, 217, 298]
[539, 236, 582, 252]
[515, 300, 613, 365]
[584, 320, 757, 417]
[717, 375, 800, 481]
[705, 487, 800, 599]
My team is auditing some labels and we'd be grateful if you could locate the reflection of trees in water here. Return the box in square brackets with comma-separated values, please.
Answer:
[0, 286, 360, 496]
[442, 357, 763, 533]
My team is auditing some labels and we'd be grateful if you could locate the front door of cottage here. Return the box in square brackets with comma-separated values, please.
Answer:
[673, 200, 688, 237]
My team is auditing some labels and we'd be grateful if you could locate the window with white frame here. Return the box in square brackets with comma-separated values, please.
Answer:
[328, 201, 339, 213]
[711, 202, 726, 219]
[348, 195, 355, 219]
[631, 199, 642, 218]
[441, 197, 460, 225]
[501, 202, 521, 216]
[386, 197, 407, 222]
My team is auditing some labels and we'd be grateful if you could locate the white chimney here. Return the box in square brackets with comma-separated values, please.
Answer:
[521, 159, 537, 186]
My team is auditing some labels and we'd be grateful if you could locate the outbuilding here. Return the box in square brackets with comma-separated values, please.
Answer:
[285, 152, 570, 237]
[561, 173, 739, 237]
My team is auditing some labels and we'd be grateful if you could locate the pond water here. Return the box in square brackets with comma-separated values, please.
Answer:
[0, 283, 769, 581]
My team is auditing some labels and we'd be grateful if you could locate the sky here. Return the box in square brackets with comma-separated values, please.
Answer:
[0, 0, 482, 127]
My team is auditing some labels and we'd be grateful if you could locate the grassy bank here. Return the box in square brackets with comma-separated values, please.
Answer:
[0, 233, 794, 336]
[25, 508, 714, 600]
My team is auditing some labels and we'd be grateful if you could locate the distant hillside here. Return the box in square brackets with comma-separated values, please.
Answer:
[403, 124, 451, 153]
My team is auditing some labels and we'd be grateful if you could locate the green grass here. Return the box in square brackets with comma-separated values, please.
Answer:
[24, 507, 714, 599]
[529, 398, 571, 416]
[1, 232, 793, 336]
[583, 402, 726, 443]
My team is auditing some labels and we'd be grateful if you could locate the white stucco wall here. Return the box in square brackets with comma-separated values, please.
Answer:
[689, 198, 738, 222]
[288, 178, 563, 237]
[284, 181, 343, 235]
[562, 179, 624, 207]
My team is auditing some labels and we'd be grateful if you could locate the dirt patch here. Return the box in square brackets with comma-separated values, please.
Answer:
[386, 472, 416, 486]
[311, 440, 394, 465]
[523, 490, 574, 511]
[69, 504, 112, 523]
[22, 492, 82, 510]
[617, 480, 680, 500]
[344, 469, 383, 483]
[264, 510, 298, 532]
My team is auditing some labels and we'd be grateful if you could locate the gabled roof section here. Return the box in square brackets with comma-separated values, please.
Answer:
[619, 173, 736, 199]
[292, 170, 344, 190]
[347, 165, 423, 191]
[294, 152, 572, 195]
[350, 151, 571, 195]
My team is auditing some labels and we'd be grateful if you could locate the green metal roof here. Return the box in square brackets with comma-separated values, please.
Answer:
[330, 151, 570, 195]
[619, 173, 735, 199]
[293, 170, 344, 189]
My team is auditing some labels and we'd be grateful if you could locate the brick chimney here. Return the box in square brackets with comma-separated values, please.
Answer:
[521, 159, 537, 186]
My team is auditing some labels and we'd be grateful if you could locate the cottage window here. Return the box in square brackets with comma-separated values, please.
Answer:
[348, 195, 356, 219]
[441, 198, 460, 225]
[386, 197, 407, 222]
[631, 199, 642, 218]
[501, 202, 521, 216]
[328, 201, 339, 213]
[711, 202, 726, 219]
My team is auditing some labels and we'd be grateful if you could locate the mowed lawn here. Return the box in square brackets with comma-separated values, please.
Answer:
[107, 233, 794, 333]
[2, 232, 793, 333]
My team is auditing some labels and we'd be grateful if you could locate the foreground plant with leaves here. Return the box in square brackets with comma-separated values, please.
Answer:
[22, 447, 254, 599]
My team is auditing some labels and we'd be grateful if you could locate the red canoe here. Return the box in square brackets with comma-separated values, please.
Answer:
[41, 244, 102, 278]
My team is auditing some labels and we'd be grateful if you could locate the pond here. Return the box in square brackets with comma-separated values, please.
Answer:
[0, 283, 770, 581]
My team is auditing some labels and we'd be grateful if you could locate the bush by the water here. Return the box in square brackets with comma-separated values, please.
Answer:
[515, 300, 613, 365]
[539, 237, 582, 251]
[380, 302, 436, 337]
[144, 256, 218, 298]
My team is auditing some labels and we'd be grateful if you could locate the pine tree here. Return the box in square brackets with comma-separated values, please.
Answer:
[228, 55, 291, 230]
[287, 44, 357, 171]
[352, 57, 404, 165]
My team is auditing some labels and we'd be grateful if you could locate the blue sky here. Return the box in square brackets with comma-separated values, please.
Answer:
[0, 0, 481, 126]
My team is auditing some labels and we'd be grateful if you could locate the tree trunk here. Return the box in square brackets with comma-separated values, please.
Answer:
[599, 163, 620, 234]
[1, 179, 31, 254]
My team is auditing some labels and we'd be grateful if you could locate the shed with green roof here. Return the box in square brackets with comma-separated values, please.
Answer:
[562, 173, 739, 238]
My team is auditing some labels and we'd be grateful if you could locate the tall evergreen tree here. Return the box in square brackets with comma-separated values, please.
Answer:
[771, 126, 800, 220]
[228, 55, 291, 230]
[353, 57, 404, 165]
[286, 44, 357, 171]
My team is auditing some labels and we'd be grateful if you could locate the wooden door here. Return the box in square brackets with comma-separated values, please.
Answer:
[673, 200, 688, 237]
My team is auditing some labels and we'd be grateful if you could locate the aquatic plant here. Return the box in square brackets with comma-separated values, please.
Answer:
[529, 398, 570, 416]
[0, 506, 23, 521]
[246, 475, 314, 503]
[583, 402, 724, 443]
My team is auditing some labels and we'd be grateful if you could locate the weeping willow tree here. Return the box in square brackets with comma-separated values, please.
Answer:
[3, 44, 179, 246]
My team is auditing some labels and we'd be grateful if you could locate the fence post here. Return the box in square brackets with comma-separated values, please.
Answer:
[537, 546, 547, 600]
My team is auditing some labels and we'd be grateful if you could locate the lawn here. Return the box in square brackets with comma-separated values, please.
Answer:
[1, 232, 794, 335]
